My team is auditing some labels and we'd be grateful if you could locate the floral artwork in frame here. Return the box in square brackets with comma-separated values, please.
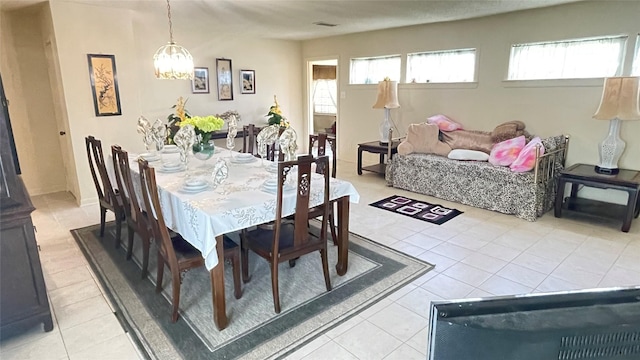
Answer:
[216, 58, 233, 101]
[87, 54, 121, 116]
[192, 67, 209, 94]
[240, 69, 255, 94]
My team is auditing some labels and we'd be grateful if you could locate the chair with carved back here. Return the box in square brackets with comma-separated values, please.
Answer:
[111, 145, 151, 278]
[308, 133, 338, 245]
[85, 136, 124, 246]
[242, 124, 261, 156]
[241, 154, 331, 314]
[137, 159, 242, 323]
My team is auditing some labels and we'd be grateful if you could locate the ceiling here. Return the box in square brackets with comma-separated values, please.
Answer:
[2, 0, 586, 40]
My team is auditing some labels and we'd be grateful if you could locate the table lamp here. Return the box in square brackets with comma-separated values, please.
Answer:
[592, 76, 640, 175]
[372, 78, 400, 144]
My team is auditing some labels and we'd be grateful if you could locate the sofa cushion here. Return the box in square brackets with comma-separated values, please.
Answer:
[510, 137, 545, 172]
[427, 114, 463, 132]
[398, 123, 452, 157]
[491, 121, 528, 142]
[447, 149, 489, 161]
[441, 129, 494, 154]
[489, 135, 526, 166]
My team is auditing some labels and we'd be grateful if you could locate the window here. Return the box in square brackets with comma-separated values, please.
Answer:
[508, 35, 627, 80]
[350, 55, 400, 84]
[632, 35, 640, 76]
[407, 48, 476, 83]
[313, 79, 337, 114]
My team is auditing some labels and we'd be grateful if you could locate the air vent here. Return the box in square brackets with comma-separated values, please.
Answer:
[313, 22, 338, 27]
[558, 332, 640, 359]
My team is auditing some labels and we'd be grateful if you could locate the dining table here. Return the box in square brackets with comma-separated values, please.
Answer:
[127, 147, 360, 330]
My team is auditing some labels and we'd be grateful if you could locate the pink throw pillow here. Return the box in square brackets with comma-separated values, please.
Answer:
[510, 137, 545, 173]
[489, 135, 526, 166]
[427, 114, 463, 132]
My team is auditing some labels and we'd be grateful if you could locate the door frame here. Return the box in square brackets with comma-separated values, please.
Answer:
[305, 56, 339, 151]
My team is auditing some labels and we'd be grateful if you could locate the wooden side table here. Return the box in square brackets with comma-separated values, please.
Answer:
[357, 140, 399, 175]
[554, 163, 640, 232]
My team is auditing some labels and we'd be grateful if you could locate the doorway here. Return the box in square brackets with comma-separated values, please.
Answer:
[307, 59, 338, 136]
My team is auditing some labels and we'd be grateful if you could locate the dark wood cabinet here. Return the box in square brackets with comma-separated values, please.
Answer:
[0, 75, 53, 337]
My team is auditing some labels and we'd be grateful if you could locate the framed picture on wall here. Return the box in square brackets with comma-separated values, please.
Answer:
[87, 54, 122, 116]
[192, 67, 209, 93]
[240, 69, 255, 94]
[216, 58, 233, 101]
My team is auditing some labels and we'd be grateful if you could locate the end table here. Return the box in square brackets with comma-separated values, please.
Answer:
[554, 163, 640, 232]
[357, 140, 399, 175]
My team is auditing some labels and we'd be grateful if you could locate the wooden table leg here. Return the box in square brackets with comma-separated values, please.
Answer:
[357, 147, 363, 175]
[554, 178, 566, 218]
[336, 196, 349, 276]
[622, 189, 638, 232]
[210, 235, 228, 330]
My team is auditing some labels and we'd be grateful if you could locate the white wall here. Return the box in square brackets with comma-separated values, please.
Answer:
[0, 5, 67, 196]
[301, 0, 640, 176]
[46, 0, 302, 205]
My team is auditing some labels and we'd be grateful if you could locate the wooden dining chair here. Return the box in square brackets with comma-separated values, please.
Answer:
[307, 133, 338, 246]
[137, 159, 242, 323]
[111, 145, 152, 278]
[85, 136, 124, 246]
[241, 154, 331, 314]
[242, 124, 261, 156]
[309, 133, 337, 178]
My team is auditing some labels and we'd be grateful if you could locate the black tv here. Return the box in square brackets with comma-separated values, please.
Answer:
[428, 287, 640, 360]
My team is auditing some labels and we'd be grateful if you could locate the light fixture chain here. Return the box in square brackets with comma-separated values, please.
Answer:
[166, 0, 174, 43]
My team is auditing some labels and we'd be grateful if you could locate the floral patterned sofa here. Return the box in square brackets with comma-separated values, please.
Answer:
[385, 135, 570, 221]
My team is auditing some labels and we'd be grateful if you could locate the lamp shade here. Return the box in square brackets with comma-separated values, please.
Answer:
[372, 79, 400, 109]
[593, 76, 640, 121]
[153, 42, 194, 80]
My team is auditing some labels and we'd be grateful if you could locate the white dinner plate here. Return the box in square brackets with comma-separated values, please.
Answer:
[181, 184, 208, 193]
[265, 163, 279, 173]
[157, 165, 185, 173]
[230, 156, 257, 164]
[139, 152, 160, 162]
[162, 145, 178, 154]
[184, 178, 208, 189]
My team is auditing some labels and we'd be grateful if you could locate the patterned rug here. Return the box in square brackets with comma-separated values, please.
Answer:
[370, 195, 463, 225]
[71, 222, 433, 360]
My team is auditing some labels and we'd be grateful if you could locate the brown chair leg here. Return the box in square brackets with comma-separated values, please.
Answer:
[114, 215, 123, 248]
[240, 232, 251, 283]
[99, 207, 107, 237]
[321, 247, 332, 291]
[156, 253, 165, 293]
[271, 262, 280, 314]
[230, 250, 242, 299]
[140, 237, 150, 279]
[329, 207, 338, 246]
[126, 225, 135, 260]
[171, 272, 181, 323]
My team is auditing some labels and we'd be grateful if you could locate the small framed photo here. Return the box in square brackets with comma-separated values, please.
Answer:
[87, 54, 122, 116]
[240, 69, 255, 94]
[192, 67, 209, 93]
[216, 58, 233, 101]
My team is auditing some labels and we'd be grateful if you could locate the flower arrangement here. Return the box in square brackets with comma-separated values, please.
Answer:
[166, 96, 190, 144]
[179, 115, 224, 144]
[266, 95, 289, 127]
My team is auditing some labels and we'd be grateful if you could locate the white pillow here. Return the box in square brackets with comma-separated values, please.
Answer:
[447, 149, 489, 161]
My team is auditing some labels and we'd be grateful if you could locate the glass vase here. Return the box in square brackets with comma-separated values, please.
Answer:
[193, 141, 215, 161]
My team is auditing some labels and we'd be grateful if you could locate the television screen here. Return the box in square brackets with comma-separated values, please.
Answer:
[428, 287, 640, 360]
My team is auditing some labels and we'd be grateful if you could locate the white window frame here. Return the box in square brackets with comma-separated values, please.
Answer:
[632, 34, 640, 76]
[507, 35, 627, 81]
[407, 48, 477, 83]
[349, 55, 401, 84]
[312, 79, 337, 115]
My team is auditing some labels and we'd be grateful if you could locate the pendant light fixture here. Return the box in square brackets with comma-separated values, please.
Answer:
[153, 0, 194, 80]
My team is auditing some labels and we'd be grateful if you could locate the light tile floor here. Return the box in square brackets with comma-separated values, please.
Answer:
[1, 160, 638, 360]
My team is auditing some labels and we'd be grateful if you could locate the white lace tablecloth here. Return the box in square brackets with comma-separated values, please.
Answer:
[128, 149, 360, 270]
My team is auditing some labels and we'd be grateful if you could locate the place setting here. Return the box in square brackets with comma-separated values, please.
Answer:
[260, 177, 295, 194]
[230, 152, 258, 164]
[157, 160, 185, 174]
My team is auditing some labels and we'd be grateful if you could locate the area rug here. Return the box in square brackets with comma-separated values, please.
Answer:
[370, 195, 463, 225]
[71, 222, 433, 360]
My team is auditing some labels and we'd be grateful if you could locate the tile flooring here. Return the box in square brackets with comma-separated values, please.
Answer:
[1, 160, 638, 360]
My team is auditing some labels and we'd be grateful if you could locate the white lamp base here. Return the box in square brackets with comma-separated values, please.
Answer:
[596, 118, 625, 175]
[379, 108, 391, 144]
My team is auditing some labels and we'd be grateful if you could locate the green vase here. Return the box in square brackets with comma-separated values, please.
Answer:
[193, 141, 215, 161]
